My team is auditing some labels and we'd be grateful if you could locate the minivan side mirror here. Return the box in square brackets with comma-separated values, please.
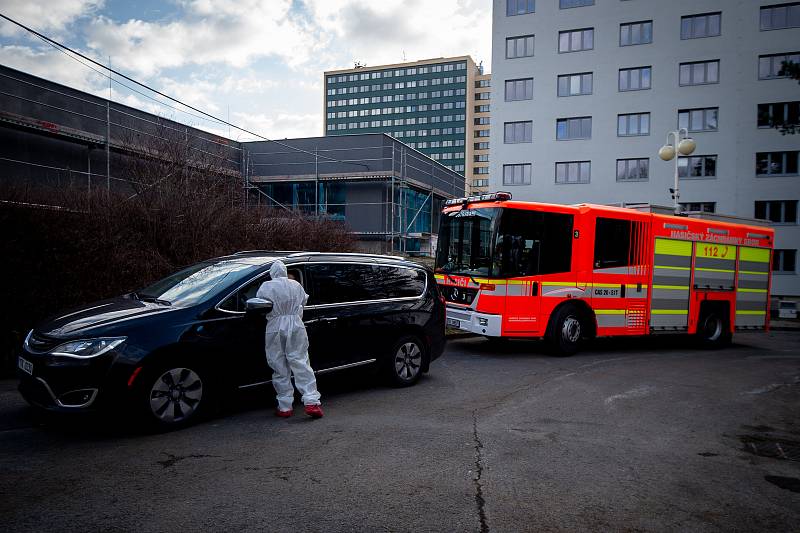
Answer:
[245, 298, 273, 314]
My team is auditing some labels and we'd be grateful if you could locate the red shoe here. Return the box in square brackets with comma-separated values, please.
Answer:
[275, 409, 293, 418]
[304, 404, 324, 418]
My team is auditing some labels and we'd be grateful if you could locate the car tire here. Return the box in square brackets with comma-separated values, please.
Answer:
[134, 360, 215, 431]
[546, 305, 584, 357]
[383, 335, 426, 387]
[697, 308, 732, 349]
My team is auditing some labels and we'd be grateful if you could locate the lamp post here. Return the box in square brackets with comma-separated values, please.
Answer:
[658, 128, 696, 214]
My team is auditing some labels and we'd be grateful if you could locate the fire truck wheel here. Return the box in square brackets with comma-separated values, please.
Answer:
[697, 309, 732, 349]
[546, 305, 584, 356]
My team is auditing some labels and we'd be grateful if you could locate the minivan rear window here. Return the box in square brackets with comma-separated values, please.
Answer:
[307, 264, 426, 305]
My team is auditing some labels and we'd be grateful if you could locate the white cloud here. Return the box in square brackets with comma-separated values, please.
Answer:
[0, 0, 103, 37]
[306, 0, 492, 70]
[232, 110, 322, 140]
[0, 45, 106, 94]
[84, 0, 317, 77]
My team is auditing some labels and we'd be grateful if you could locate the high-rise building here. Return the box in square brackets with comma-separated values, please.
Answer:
[491, 0, 800, 298]
[324, 56, 485, 183]
[472, 69, 492, 193]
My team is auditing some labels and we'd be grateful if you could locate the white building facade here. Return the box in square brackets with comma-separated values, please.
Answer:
[490, 0, 800, 298]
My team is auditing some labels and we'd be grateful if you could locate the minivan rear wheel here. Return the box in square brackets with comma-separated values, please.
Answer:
[384, 335, 426, 387]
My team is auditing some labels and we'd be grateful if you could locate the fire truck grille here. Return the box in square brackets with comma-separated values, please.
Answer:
[441, 285, 478, 306]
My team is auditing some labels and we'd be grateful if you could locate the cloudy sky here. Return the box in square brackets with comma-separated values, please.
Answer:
[0, 0, 492, 140]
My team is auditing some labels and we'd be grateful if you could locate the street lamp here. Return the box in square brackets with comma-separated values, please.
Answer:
[658, 128, 696, 214]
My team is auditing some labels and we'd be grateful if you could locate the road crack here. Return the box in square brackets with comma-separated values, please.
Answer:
[472, 410, 489, 533]
[157, 453, 219, 468]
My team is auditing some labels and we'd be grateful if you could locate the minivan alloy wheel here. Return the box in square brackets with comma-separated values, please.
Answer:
[149, 367, 203, 423]
[395, 342, 422, 380]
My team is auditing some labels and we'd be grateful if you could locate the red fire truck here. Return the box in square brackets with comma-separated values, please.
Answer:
[434, 192, 774, 355]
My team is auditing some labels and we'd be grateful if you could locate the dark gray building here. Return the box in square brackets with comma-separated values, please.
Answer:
[0, 65, 465, 255]
[245, 134, 465, 254]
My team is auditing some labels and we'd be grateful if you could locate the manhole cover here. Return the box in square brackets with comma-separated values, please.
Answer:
[740, 435, 800, 462]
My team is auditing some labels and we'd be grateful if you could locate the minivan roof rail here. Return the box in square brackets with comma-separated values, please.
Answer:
[286, 251, 406, 260]
[232, 250, 303, 255]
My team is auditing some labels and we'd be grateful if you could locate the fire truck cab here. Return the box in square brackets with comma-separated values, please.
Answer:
[434, 192, 774, 355]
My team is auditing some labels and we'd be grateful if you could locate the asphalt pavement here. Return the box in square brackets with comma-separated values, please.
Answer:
[1, 331, 799, 532]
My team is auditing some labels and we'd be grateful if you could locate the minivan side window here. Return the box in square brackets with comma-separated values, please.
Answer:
[218, 266, 306, 312]
[307, 264, 426, 305]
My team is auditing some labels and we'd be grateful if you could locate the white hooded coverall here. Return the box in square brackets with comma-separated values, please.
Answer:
[256, 261, 321, 411]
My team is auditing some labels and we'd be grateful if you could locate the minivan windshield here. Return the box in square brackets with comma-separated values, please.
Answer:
[136, 258, 265, 307]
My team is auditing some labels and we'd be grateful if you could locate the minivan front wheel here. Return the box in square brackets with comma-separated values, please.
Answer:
[384, 335, 425, 387]
[136, 361, 213, 430]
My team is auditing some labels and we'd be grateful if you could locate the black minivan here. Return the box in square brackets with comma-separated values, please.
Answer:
[17, 252, 446, 428]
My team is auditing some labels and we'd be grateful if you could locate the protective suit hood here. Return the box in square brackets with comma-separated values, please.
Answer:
[270, 260, 288, 279]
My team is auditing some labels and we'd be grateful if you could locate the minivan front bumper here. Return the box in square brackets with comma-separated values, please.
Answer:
[446, 306, 502, 337]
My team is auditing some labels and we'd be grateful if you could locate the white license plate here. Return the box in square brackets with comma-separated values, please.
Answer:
[18, 356, 33, 375]
[446, 318, 461, 328]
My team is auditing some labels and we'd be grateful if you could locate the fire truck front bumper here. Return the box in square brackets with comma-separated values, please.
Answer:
[446, 307, 502, 337]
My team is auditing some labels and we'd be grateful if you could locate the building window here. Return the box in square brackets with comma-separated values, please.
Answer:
[475, 105, 490, 113]
[474, 142, 489, 150]
[503, 163, 532, 185]
[759, 52, 800, 79]
[617, 112, 650, 136]
[679, 60, 719, 85]
[507, 0, 535, 16]
[619, 66, 651, 91]
[474, 155, 490, 162]
[756, 151, 800, 176]
[680, 12, 721, 39]
[558, 28, 594, 53]
[474, 117, 490, 125]
[616, 158, 649, 181]
[680, 202, 716, 213]
[506, 34, 535, 59]
[475, 130, 490, 138]
[758, 101, 800, 128]
[678, 155, 717, 178]
[557, 117, 592, 140]
[560, 0, 593, 8]
[557, 72, 593, 96]
[620, 21, 653, 46]
[504, 121, 533, 144]
[755, 200, 798, 223]
[505, 78, 534, 101]
[473, 179, 489, 187]
[678, 107, 718, 132]
[475, 79, 491, 88]
[773, 249, 797, 273]
[556, 161, 591, 184]
[474, 167, 490, 175]
[761, 3, 800, 30]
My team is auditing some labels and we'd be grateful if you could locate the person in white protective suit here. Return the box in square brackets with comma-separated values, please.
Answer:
[256, 260, 324, 418]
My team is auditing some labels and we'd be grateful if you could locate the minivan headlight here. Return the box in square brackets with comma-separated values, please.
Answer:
[49, 337, 127, 359]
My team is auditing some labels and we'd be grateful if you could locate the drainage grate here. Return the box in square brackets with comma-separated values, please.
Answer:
[740, 436, 800, 462]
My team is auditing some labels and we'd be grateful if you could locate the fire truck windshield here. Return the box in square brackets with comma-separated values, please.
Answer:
[436, 207, 575, 279]
[435, 207, 499, 277]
